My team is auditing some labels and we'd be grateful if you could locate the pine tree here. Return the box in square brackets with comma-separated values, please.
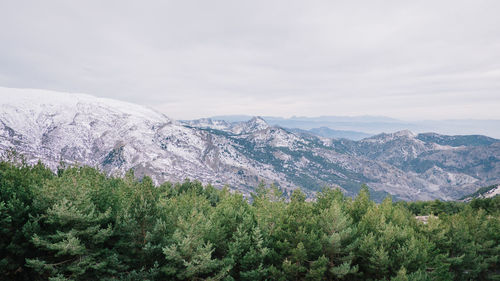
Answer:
[0, 160, 53, 279]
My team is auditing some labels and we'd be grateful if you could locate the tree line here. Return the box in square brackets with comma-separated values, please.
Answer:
[0, 159, 499, 280]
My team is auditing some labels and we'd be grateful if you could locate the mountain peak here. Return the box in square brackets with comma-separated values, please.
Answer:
[230, 116, 269, 134]
[248, 116, 268, 126]
[245, 116, 270, 131]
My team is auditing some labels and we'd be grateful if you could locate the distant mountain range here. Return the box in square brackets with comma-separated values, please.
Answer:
[210, 115, 500, 139]
[1, 87, 499, 201]
[184, 117, 373, 140]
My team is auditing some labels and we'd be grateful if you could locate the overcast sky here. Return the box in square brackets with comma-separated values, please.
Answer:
[1, 0, 499, 120]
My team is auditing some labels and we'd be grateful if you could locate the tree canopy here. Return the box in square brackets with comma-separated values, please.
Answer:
[0, 160, 498, 280]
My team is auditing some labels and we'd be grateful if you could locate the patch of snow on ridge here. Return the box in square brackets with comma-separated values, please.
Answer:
[431, 143, 461, 151]
[393, 130, 416, 138]
[362, 130, 417, 143]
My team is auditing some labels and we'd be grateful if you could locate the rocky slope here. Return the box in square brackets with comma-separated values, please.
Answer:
[330, 131, 500, 198]
[1, 87, 499, 201]
[460, 184, 500, 201]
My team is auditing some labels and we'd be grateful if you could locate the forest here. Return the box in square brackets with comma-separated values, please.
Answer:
[1, 159, 499, 281]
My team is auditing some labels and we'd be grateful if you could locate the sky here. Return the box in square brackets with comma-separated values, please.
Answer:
[1, 0, 500, 120]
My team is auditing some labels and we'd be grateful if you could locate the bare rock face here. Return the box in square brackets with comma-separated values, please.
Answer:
[1, 87, 499, 201]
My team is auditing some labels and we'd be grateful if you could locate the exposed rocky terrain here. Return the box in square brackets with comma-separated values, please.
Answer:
[460, 184, 500, 202]
[1, 87, 499, 201]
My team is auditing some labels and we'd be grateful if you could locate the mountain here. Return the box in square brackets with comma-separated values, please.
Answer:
[1, 87, 499, 201]
[331, 131, 500, 198]
[0, 88, 285, 196]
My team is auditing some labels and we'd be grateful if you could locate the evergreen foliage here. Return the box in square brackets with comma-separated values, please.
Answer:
[0, 160, 498, 280]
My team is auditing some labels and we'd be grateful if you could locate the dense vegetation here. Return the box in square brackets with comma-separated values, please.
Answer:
[1, 159, 499, 280]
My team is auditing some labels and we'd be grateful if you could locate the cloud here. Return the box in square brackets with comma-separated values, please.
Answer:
[1, 0, 499, 120]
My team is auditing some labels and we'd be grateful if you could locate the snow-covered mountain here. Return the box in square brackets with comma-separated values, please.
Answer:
[0, 87, 286, 196]
[184, 116, 270, 135]
[1, 87, 499, 201]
